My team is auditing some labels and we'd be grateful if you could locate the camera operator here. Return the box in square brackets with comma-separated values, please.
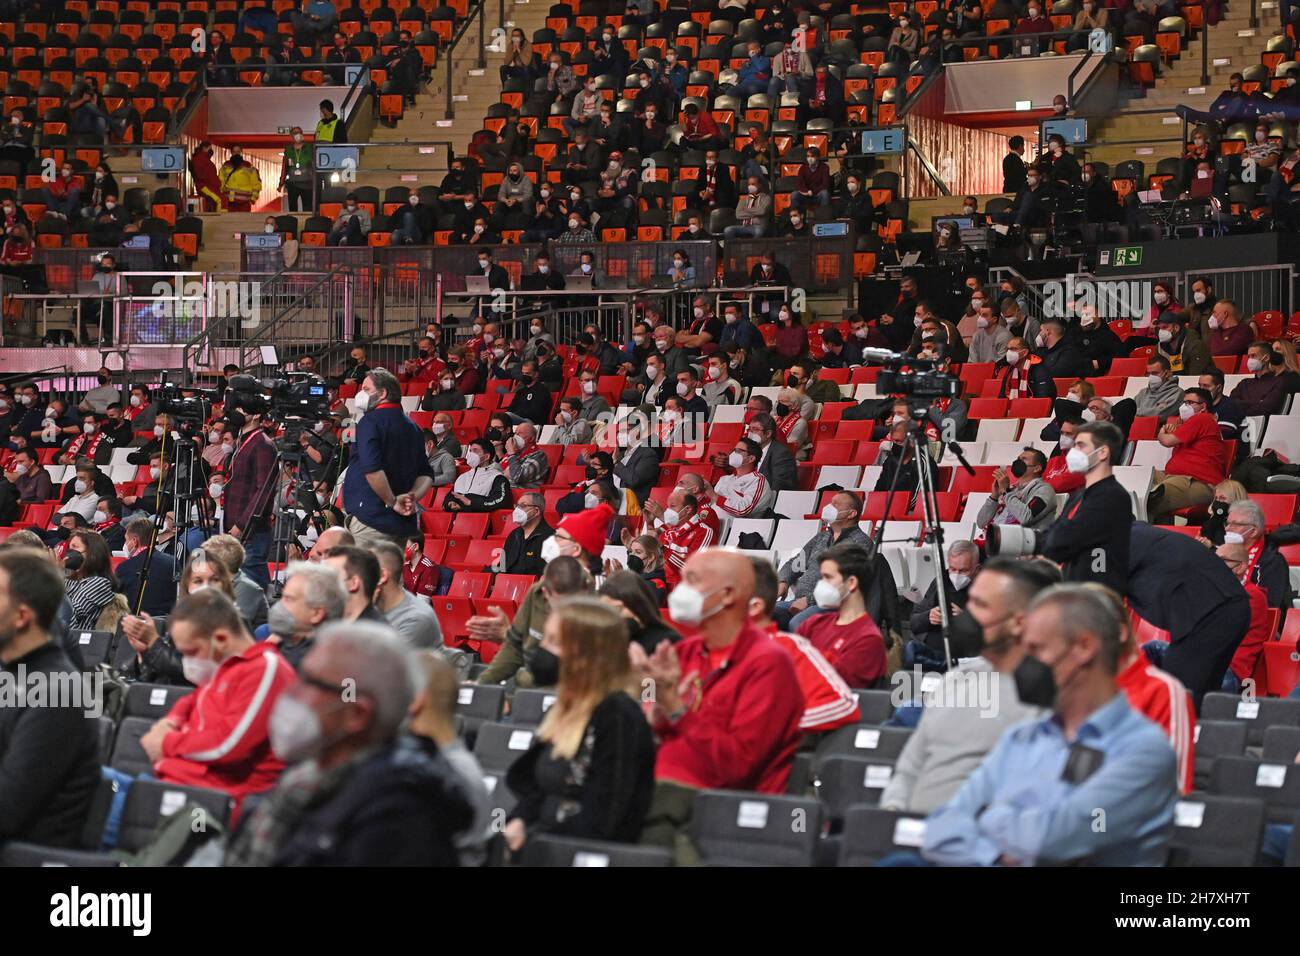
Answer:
[217, 408, 278, 590]
[297, 412, 348, 484]
[342, 368, 436, 546]
[1040, 421, 1133, 596]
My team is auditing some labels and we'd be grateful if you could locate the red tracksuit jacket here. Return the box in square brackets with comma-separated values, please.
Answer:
[654, 622, 804, 793]
[156, 643, 294, 803]
[1116, 653, 1196, 794]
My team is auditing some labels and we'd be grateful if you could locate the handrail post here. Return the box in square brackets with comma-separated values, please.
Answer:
[446, 41, 455, 118]
[1201, 17, 1210, 86]
[478, 3, 486, 70]
[1251, 0, 1259, 29]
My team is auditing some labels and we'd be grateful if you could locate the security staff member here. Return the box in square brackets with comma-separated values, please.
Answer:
[1040, 421, 1134, 596]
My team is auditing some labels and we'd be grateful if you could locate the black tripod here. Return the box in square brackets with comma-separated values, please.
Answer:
[872, 402, 976, 669]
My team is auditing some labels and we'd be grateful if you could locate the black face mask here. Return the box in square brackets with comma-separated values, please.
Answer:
[626, 553, 645, 574]
[1013, 655, 1056, 708]
[786, 375, 801, 389]
[584, 464, 598, 480]
[530, 645, 560, 686]
[484, 427, 503, 443]
[1210, 500, 1229, 520]
[418, 349, 429, 358]
[775, 402, 790, 418]
[63, 548, 84, 571]
[1009, 459, 1028, 479]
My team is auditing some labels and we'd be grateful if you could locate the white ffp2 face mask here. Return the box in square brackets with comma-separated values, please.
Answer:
[540, 535, 563, 563]
[667, 582, 724, 625]
[820, 503, 839, 524]
[813, 579, 845, 610]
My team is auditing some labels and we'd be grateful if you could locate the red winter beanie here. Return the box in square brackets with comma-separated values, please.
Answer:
[558, 503, 614, 557]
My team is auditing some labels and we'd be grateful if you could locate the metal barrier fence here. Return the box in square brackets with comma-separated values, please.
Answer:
[722, 236, 855, 296]
[35, 248, 158, 294]
[1197, 265, 1296, 323]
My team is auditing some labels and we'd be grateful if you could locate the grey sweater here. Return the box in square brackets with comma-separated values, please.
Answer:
[778, 524, 873, 599]
[879, 657, 1047, 814]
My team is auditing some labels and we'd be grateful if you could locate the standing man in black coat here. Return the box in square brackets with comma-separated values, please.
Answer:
[1041, 421, 1133, 595]
[1003, 135, 1028, 193]
[0, 549, 101, 848]
[1126, 522, 1252, 708]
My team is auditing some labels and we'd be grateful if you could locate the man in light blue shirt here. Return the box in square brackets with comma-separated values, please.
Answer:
[922, 584, 1178, 867]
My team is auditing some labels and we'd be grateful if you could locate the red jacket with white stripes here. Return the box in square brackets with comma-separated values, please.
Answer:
[156, 643, 294, 803]
[1116, 653, 1195, 794]
[659, 512, 715, 586]
[768, 626, 861, 732]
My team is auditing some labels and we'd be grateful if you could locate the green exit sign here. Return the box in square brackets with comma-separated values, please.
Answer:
[1113, 246, 1143, 266]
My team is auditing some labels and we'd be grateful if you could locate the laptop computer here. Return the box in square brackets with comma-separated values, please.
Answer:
[464, 275, 491, 294]
[649, 275, 675, 289]
[77, 280, 104, 296]
[567, 275, 594, 291]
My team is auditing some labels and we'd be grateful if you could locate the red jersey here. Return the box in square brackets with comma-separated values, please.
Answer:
[767, 625, 861, 732]
[404, 554, 442, 598]
[1166, 412, 1225, 486]
[1116, 653, 1195, 794]
[402, 354, 447, 383]
[796, 611, 888, 689]
[1042, 451, 1085, 495]
[654, 622, 804, 793]
[1229, 581, 1270, 682]
[659, 512, 716, 587]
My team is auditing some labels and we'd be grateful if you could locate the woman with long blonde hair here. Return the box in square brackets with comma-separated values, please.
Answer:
[503, 597, 656, 855]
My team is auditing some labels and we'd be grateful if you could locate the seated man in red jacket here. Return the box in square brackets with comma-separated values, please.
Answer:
[138, 588, 295, 812]
[1216, 542, 1270, 694]
[633, 548, 804, 861]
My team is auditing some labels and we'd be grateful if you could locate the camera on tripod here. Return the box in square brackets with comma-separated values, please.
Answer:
[156, 382, 217, 442]
[876, 368, 962, 400]
[226, 372, 331, 465]
[985, 524, 1043, 558]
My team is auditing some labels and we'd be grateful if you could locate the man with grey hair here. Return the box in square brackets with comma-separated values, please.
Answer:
[266, 560, 347, 672]
[227, 621, 475, 866]
[371, 539, 444, 650]
[342, 367, 436, 547]
[1226, 498, 1292, 612]
[921, 583, 1178, 867]
[905, 538, 979, 668]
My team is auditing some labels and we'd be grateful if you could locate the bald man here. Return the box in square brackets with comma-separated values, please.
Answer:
[634, 549, 804, 861]
[308, 525, 354, 562]
[502, 421, 550, 488]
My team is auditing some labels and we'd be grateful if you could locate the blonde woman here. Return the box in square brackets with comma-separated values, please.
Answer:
[502, 597, 656, 853]
[179, 547, 236, 600]
[1199, 479, 1249, 548]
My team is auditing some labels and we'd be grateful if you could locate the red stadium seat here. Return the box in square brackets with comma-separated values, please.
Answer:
[431, 596, 474, 644]
[491, 574, 534, 602]
[463, 539, 506, 569]
[1008, 398, 1051, 419]
[1249, 494, 1297, 530]
[968, 398, 1009, 419]
[1262, 641, 1300, 697]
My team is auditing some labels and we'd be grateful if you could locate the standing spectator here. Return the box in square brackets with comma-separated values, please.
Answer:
[341, 369, 435, 543]
[279, 127, 314, 213]
[218, 408, 278, 590]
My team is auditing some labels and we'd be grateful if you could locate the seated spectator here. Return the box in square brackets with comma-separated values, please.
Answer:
[887, 13, 922, 63]
[443, 438, 510, 513]
[692, 148, 735, 212]
[503, 597, 657, 856]
[501, 422, 550, 489]
[1134, 354, 1185, 419]
[371, 540, 443, 650]
[768, 40, 812, 99]
[1147, 388, 1225, 519]
[391, 193, 434, 245]
[725, 176, 772, 240]
[64, 530, 118, 630]
[995, 337, 1054, 399]
[491, 161, 534, 231]
[1206, 298, 1255, 356]
[501, 492, 552, 577]
[136, 588, 292, 808]
[921, 585, 1178, 866]
[474, 555, 595, 686]
[884, 557, 1056, 812]
[227, 622, 473, 865]
[793, 543, 888, 687]
[1215, 542, 1270, 695]
[791, 148, 832, 210]
[327, 194, 371, 247]
[799, 63, 844, 126]
[1230, 341, 1288, 416]
[978, 447, 1058, 534]
[667, 250, 697, 289]
[0, 548, 100, 848]
[1226, 499, 1292, 612]
[633, 551, 803, 859]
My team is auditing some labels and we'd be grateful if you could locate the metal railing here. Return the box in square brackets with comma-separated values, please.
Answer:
[444, 0, 494, 119]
